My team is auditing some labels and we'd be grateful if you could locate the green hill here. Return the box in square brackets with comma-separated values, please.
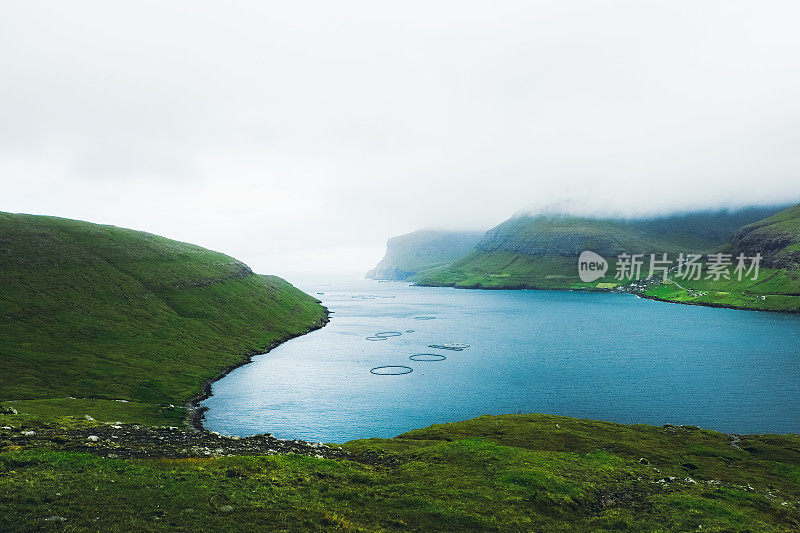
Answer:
[415, 206, 787, 290]
[2, 411, 799, 530]
[0, 212, 327, 423]
[725, 203, 800, 268]
[643, 203, 800, 312]
[1, 212, 799, 530]
[366, 229, 484, 280]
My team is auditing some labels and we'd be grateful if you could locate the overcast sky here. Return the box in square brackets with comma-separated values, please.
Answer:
[2, 1, 799, 276]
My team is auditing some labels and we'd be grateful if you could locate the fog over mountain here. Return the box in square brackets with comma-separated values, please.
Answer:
[2, 1, 800, 275]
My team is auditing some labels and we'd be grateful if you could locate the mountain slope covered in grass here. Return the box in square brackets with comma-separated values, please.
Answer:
[415, 206, 787, 291]
[725, 203, 800, 268]
[0, 212, 327, 423]
[366, 229, 484, 280]
[643, 203, 800, 312]
[1, 212, 799, 530]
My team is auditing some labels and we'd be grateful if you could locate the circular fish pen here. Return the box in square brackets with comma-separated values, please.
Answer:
[409, 353, 446, 362]
[370, 365, 413, 375]
[428, 343, 470, 351]
[366, 331, 403, 341]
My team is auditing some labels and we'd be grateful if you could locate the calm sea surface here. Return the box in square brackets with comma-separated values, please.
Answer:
[202, 277, 800, 442]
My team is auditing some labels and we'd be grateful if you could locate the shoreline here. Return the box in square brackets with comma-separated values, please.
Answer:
[185, 281, 796, 441]
[634, 292, 800, 314]
[413, 280, 798, 314]
[184, 307, 331, 431]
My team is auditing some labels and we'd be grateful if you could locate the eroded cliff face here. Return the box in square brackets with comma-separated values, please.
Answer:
[725, 204, 800, 269]
[366, 229, 485, 280]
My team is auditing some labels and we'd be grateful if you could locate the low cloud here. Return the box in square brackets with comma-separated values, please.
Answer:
[2, 1, 799, 275]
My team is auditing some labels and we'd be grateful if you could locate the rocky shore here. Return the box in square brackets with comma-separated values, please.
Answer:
[0, 418, 394, 465]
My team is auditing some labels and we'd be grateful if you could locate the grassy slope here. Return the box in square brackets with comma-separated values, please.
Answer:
[414, 209, 782, 289]
[2, 213, 798, 530]
[643, 204, 800, 312]
[415, 206, 800, 312]
[412, 215, 701, 290]
[420, 252, 800, 313]
[1, 412, 798, 531]
[415, 251, 622, 290]
[727, 203, 800, 268]
[642, 269, 800, 312]
[0, 212, 327, 423]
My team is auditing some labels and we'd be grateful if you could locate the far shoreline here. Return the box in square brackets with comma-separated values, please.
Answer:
[409, 279, 799, 314]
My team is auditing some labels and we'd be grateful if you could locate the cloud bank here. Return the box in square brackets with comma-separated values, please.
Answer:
[2, 1, 799, 274]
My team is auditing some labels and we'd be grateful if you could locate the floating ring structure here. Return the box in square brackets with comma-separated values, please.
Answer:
[428, 343, 470, 351]
[366, 331, 403, 341]
[405, 329, 415, 333]
[370, 365, 413, 375]
[409, 353, 446, 362]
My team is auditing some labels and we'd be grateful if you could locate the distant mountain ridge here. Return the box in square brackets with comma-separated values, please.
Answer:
[411, 205, 790, 290]
[476, 207, 788, 258]
[366, 229, 484, 280]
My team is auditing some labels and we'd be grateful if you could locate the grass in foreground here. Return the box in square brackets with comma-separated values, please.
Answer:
[1, 412, 798, 531]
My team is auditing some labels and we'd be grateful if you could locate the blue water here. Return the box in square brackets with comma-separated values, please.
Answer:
[202, 277, 800, 442]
